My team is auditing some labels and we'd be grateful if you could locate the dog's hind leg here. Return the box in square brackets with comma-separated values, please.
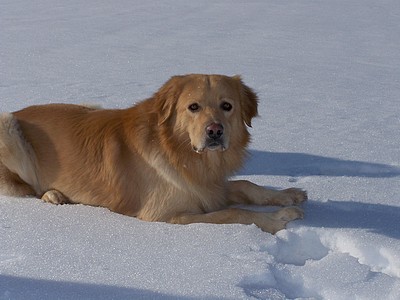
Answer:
[0, 163, 36, 197]
[0, 113, 41, 196]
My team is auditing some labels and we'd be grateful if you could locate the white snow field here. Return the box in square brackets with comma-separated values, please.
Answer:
[1, 0, 400, 299]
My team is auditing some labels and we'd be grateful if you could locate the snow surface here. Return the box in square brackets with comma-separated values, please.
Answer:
[1, 0, 400, 299]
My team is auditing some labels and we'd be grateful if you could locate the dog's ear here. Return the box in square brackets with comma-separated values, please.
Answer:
[234, 75, 259, 127]
[155, 76, 183, 125]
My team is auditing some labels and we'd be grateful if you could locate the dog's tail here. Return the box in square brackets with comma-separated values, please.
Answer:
[0, 113, 41, 194]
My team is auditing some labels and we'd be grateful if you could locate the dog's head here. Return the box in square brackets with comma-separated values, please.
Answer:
[155, 74, 258, 154]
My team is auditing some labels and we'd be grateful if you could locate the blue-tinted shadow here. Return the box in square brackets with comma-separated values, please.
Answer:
[239, 150, 400, 178]
[303, 200, 400, 239]
[0, 275, 203, 300]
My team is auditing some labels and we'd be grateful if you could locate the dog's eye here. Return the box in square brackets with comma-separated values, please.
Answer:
[188, 103, 200, 112]
[221, 102, 232, 112]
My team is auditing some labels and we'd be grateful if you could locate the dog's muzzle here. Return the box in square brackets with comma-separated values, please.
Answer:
[192, 122, 226, 153]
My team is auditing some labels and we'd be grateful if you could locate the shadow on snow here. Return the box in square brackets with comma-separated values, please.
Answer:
[240, 150, 400, 178]
[303, 200, 400, 239]
[0, 275, 203, 300]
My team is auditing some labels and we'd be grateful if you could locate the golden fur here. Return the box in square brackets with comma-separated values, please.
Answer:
[0, 74, 306, 233]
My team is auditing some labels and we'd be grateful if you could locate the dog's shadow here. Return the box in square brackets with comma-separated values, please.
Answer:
[240, 150, 400, 178]
[240, 150, 400, 239]
[303, 200, 400, 239]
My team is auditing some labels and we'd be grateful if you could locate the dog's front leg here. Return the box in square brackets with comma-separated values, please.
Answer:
[227, 180, 307, 206]
[169, 207, 303, 234]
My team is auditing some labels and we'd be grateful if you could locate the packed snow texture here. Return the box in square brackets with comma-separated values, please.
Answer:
[1, 0, 400, 299]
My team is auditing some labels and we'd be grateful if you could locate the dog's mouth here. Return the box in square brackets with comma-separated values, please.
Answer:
[192, 139, 226, 154]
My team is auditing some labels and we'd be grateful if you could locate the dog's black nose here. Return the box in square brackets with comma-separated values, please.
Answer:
[206, 123, 224, 139]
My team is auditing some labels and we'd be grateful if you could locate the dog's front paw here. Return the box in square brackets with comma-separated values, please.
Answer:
[280, 188, 307, 205]
[266, 188, 307, 206]
[257, 207, 304, 234]
[273, 206, 304, 221]
[41, 190, 70, 205]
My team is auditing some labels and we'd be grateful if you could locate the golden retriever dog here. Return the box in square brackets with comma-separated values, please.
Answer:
[0, 74, 306, 233]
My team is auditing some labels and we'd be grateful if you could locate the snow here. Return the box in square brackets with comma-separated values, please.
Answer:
[1, 0, 400, 299]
